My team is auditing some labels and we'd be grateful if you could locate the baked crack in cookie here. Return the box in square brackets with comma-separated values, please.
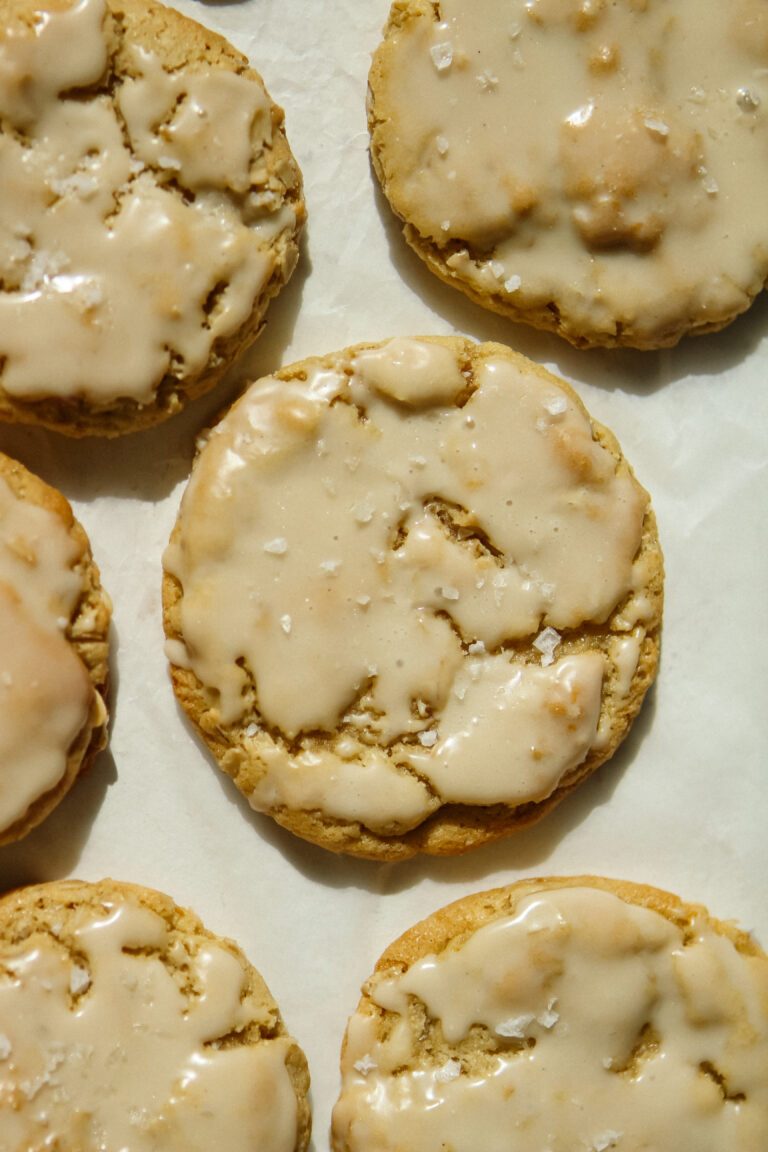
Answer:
[368, 0, 768, 349]
[331, 876, 768, 1151]
[0, 0, 305, 435]
[0, 453, 110, 845]
[0, 879, 312, 1151]
[163, 336, 662, 859]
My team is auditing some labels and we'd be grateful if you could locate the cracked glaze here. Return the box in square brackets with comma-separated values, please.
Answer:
[332, 885, 768, 1151]
[369, 0, 768, 345]
[0, 475, 94, 833]
[0, 0, 296, 405]
[165, 338, 654, 835]
[0, 893, 300, 1151]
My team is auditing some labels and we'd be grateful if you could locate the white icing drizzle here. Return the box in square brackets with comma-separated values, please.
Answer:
[0, 0, 295, 404]
[0, 897, 300, 1151]
[166, 338, 651, 832]
[333, 887, 768, 1151]
[0, 476, 93, 832]
[371, 0, 768, 344]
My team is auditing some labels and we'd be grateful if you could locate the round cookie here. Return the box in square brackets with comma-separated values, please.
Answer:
[332, 876, 768, 1151]
[163, 336, 663, 860]
[0, 452, 110, 846]
[0, 0, 305, 436]
[0, 878, 312, 1151]
[368, 1, 768, 349]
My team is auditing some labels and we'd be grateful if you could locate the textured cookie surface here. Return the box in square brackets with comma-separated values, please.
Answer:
[332, 876, 768, 1151]
[368, 0, 768, 349]
[0, 878, 311, 1151]
[0, 453, 110, 845]
[0, 0, 304, 435]
[163, 336, 662, 859]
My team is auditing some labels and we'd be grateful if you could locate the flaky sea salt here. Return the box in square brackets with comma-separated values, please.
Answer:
[245, 722, 259, 737]
[504, 274, 522, 293]
[418, 729, 438, 747]
[476, 68, 499, 91]
[467, 640, 486, 655]
[737, 86, 760, 111]
[537, 998, 560, 1029]
[354, 1054, 377, 1076]
[263, 537, 288, 555]
[592, 1133, 622, 1151]
[69, 964, 91, 996]
[280, 615, 292, 635]
[353, 498, 376, 524]
[643, 116, 669, 138]
[544, 394, 568, 416]
[533, 627, 561, 667]
[50, 172, 99, 199]
[434, 1058, 462, 1082]
[701, 170, 719, 196]
[430, 41, 454, 72]
[497, 1014, 535, 1039]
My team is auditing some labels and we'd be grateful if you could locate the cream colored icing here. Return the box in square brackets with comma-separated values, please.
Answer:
[0, 896, 300, 1151]
[371, 0, 768, 344]
[332, 886, 768, 1151]
[0, 0, 295, 404]
[166, 338, 652, 833]
[0, 476, 94, 832]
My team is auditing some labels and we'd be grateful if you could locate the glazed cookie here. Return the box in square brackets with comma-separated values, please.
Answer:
[368, 1, 768, 349]
[332, 876, 768, 1151]
[163, 336, 662, 859]
[0, 878, 312, 1151]
[0, 453, 110, 846]
[0, 0, 304, 435]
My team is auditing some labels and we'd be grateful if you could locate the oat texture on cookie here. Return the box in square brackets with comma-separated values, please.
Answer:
[163, 337, 662, 859]
[0, 0, 304, 435]
[332, 877, 768, 1151]
[0, 453, 110, 845]
[0, 879, 312, 1152]
[368, 0, 768, 348]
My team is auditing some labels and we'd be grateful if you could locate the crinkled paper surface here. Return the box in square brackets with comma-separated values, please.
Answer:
[1, 1, 767, 1146]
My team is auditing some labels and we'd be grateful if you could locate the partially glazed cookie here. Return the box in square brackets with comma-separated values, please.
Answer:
[368, 1, 768, 349]
[332, 876, 768, 1151]
[0, 878, 312, 1151]
[0, 0, 304, 435]
[163, 336, 662, 859]
[0, 453, 110, 845]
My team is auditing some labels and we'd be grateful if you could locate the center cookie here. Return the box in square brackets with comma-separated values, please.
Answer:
[163, 337, 662, 859]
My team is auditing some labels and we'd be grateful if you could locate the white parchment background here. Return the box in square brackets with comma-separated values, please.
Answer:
[1, 2, 767, 1147]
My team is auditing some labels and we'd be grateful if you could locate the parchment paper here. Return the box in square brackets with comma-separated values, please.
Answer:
[0, 1, 766, 1146]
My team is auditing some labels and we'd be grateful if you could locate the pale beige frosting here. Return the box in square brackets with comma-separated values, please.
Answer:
[165, 338, 651, 834]
[0, 896, 299, 1151]
[333, 886, 768, 1151]
[0, 476, 93, 832]
[0, 0, 295, 404]
[370, 0, 768, 344]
